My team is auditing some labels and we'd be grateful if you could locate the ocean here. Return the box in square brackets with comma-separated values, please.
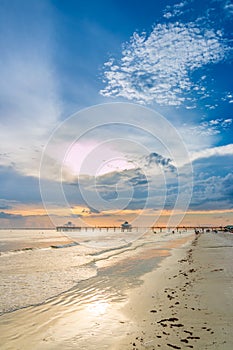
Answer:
[0, 228, 194, 349]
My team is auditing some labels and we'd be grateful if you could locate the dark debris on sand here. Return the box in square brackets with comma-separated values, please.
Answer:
[128, 234, 220, 350]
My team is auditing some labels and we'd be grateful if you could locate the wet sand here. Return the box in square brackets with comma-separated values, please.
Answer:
[0, 229, 191, 315]
[0, 230, 192, 349]
[0, 231, 232, 349]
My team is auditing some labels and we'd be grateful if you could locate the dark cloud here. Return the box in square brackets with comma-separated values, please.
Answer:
[88, 212, 114, 218]
[221, 173, 233, 199]
[129, 171, 148, 187]
[0, 211, 22, 219]
[0, 165, 41, 203]
[69, 158, 182, 212]
[95, 172, 124, 186]
[1, 150, 232, 217]
[193, 154, 233, 178]
[0, 165, 85, 207]
[145, 153, 176, 172]
[0, 204, 12, 210]
[98, 190, 118, 201]
[190, 172, 233, 210]
[88, 207, 100, 214]
[187, 154, 233, 210]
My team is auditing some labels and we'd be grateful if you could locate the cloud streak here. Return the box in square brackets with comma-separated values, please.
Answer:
[191, 144, 233, 162]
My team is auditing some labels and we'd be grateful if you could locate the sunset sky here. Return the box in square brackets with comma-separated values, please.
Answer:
[0, 0, 232, 228]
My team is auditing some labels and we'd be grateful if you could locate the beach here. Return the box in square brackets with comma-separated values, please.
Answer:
[0, 229, 232, 349]
[116, 232, 233, 349]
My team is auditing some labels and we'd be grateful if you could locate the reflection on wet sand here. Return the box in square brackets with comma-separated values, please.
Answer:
[0, 230, 194, 349]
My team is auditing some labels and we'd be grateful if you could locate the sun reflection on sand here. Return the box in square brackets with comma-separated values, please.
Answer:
[87, 299, 109, 316]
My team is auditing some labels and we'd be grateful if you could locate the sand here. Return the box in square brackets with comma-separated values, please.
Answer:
[116, 232, 233, 349]
[0, 231, 232, 349]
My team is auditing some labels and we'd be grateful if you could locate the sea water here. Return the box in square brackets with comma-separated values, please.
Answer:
[0, 228, 194, 349]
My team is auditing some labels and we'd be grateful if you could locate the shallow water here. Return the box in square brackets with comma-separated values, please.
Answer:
[0, 229, 73, 252]
[0, 229, 194, 349]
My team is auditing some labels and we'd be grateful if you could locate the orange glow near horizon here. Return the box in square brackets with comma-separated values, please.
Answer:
[1, 204, 233, 227]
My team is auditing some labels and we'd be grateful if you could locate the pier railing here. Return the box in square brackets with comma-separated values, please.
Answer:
[56, 226, 224, 233]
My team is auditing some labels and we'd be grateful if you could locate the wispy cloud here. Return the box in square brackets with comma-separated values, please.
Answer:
[163, 0, 192, 19]
[183, 118, 232, 136]
[100, 16, 230, 107]
[224, 0, 233, 15]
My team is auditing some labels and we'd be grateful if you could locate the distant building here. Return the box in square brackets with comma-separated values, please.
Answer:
[121, 221, 132, 232]
[56, 222, 81, 232]
[64, 221, 75, 227]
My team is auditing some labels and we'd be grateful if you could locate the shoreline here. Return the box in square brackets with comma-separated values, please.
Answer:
[0, 232, 232, 349]
[115, 232, 233, 349]
[0, 232, 194, 350]
[0, 230, 193, 315]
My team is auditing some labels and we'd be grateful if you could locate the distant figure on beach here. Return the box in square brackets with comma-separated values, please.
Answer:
[121, 221, 132, 232]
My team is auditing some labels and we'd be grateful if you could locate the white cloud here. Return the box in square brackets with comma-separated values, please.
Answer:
[100, 20, 230, 106]
[163, 0, 191, 19]
[224, 0, 233, 15]
[221, 92, 233, 104]
[191, 144, 233, 162]
[183, 118, 232, 136]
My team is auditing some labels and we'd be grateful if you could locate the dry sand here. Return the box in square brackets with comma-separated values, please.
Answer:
[116, 232, 233, 349]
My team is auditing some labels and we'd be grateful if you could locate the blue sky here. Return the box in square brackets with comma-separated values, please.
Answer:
[0, 0, 232, 227]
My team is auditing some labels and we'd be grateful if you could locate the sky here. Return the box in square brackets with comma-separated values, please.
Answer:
[0, 0, 233, 228]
